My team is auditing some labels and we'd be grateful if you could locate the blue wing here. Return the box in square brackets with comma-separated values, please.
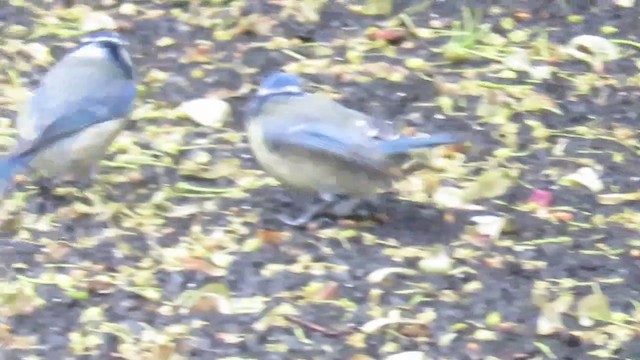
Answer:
[261, 119, 392, 176]
[18, 81, 135, 161]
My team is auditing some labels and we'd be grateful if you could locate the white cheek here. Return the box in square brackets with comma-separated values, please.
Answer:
[69, 45, 108, 60]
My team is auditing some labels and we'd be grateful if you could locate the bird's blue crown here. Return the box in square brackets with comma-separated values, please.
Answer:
[256, 72, 304, 97]
[247, 72, 306, 117]
[74, 31, 134, 79]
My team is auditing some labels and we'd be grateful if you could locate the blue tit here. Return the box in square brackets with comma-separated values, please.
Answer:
[246, 72, 460, 226]
[0, 31, 137, 193]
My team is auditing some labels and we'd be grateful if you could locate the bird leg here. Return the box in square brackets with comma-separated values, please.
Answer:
[329, 198, 364, 218]
[330, 197, 381, 221]
[35, 177, 55, 197]
[277, 193, 345, 227]
[68, 163, 99, 192]
[34, 172, 94, 199]
[46, 162, 102, 197]
[70, 177, 95, 192]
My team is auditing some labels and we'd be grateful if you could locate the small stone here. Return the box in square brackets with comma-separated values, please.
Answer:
[178, 98, 232, 128]
[119, 3, 137, 16]
[81, 12, 117, 33]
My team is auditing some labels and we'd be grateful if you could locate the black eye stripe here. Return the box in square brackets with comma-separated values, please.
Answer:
[76, 41, 134, 79]
[80, 35, 128, 46]
[257, 86, 303, 96]
[89, 39, 127, 47]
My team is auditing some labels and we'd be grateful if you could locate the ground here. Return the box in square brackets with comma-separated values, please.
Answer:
[1, 0, 640, 359]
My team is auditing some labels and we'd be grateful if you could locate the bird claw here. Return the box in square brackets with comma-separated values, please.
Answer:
[276, 197, 340, 227]
[35, 176, 94, 199]
[71, 178, 94, 192]
[274, 194, 376, 227]
[35, 178, 55, 196]
[329, 198, 365, 218]
[276, 213, 315, 227]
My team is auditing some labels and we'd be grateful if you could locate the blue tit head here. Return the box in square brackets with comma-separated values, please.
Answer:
[256, 72, 305, 97]
[68, 31, 134, 79]
[247, 72, 305, 117]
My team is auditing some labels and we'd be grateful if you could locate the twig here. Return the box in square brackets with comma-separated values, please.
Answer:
[284, 315, 356, 336]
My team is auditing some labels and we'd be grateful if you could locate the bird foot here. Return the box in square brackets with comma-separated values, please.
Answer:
[35, 177, 94, 199]
[276, 196, 342, 227]
[329, 198, 365, 218]
[276, 213, 315, 227]
[35, 178, 55, 196]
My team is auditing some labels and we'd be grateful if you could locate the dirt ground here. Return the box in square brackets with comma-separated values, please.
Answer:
[1, 0, 640, 359]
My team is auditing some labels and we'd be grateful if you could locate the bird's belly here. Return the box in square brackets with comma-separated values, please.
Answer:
[31, 119, 125, 180]
[255, 149, 389, 197]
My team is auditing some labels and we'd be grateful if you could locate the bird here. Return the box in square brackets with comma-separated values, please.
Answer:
[0, 31, 137, 194]
[245, 72, 461, 226]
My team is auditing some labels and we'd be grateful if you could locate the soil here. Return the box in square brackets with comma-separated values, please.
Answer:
[1, 0, 640, 359]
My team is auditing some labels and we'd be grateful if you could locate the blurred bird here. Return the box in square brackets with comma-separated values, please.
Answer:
[246, 72, 461, 226]
[0, 31, 137, 194]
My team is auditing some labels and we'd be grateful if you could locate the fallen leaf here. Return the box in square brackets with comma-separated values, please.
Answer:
[577, 284, 611, 327]
[384, 351, 427, 360]
[527, 189, 553, 207]
[256, 228, 292, 245]
[367, 267, 419, 284]
[462, 168, 516, 201]
[470, 215, 506, 241]
[310, 281, 339, 301]
[368, 28, 407, 44]
[559, 167, 604, 192]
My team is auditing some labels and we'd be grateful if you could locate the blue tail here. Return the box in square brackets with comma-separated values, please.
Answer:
[377, 133, 459, 155]
[0, 155, 28, 191]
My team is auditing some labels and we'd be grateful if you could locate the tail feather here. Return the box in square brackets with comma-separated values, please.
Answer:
[377, 132, 460, 155]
